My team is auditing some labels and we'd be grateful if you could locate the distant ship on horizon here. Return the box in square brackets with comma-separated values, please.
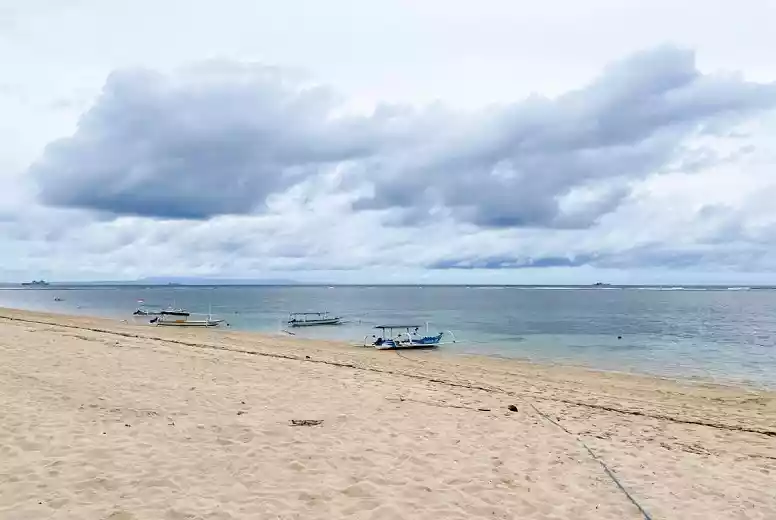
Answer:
[20, 280, 50, 286]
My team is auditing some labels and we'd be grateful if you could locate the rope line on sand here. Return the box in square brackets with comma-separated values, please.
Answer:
[394, 349, 426, 364]
[530, 403, 654, 520]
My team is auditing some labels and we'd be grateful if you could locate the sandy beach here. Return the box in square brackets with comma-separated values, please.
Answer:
[0, 307, 774, 519]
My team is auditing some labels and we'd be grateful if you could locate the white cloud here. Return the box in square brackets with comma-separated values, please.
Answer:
[28, 47, 776, 230]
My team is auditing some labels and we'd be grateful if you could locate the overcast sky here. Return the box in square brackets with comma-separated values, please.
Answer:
[2, 0, 776, 284]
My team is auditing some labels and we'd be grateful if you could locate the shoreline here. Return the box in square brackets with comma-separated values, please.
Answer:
[2, 300, 773, 393]
[2, 306, 775, 518]
[2, 306, 774, 435]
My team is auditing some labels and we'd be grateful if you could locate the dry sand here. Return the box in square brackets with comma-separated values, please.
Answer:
[0, 307, 774, 520]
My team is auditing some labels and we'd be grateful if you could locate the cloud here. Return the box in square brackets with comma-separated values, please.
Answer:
[428, 255, 596, 269]
[7, 154, 776, 283]
[352, 46, 776, 228]
[30, 46, 776, 230]
[31, 63, 383, 219]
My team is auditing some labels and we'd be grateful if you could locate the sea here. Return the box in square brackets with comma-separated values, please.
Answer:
[2, 284, 775, 389]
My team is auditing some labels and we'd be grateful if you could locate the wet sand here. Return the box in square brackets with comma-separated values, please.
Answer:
[1, 307, 774, 519]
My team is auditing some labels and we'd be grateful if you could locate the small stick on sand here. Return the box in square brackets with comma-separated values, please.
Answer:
[290, 419, 323, 426]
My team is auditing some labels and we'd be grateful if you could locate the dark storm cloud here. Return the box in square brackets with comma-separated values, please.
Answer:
[31, 64, 384, 219]
[30, 46, 776, 225]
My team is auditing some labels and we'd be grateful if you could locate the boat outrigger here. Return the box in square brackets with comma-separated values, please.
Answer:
[133, 306, 187, 316]
[287, 312, 342, 327]
[133, 300, 187, 316]
[362, 323, 456, 350]
[149, 309, 223, 327]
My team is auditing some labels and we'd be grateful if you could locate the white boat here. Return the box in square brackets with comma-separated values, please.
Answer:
[133, 299, 187, 316]
[362, 323, 456, 350]
[21, 280, 50, 287]
[287, 312, 342, 327]
[134, 306, 187, 316]
[150, 309, 223, 327]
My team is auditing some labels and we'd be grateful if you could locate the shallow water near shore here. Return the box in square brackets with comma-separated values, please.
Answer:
[2, 284, 776, 388]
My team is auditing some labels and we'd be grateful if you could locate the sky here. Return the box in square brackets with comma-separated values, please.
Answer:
[2, 0, 776, 284]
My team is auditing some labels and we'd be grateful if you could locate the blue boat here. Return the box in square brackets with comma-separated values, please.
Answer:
[365, 324, 456, 350]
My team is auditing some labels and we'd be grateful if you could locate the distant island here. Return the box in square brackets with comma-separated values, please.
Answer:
[20, 280, 50, 286]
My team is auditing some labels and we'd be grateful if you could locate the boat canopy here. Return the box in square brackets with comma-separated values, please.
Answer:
[374, 324, 423, 330]
[290, 312, 329, 316]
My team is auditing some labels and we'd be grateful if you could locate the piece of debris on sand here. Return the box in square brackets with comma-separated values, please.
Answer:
[290, 419, 323, 427]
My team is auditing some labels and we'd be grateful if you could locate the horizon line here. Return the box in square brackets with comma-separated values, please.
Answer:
[1, 282, 773, 288]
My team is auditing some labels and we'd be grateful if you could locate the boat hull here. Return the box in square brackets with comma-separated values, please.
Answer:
[374, 342, 439, 350]
[288, 318, 342, 327]
[370, 332, 446, 350]
[154, 320, 223, 327]
[372, 336, 441, 350]
[136, 308, 187, 317]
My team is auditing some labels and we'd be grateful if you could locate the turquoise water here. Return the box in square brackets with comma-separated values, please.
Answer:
[2, 285, 776, 388]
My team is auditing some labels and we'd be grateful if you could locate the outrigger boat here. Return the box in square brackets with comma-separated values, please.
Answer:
[21, 280, 49, 286]
[133, 300, 187, 316]
[362, 323, 456, 350]
[287, 311, 342, 327]
[149, 309, 223, 327]
[133, 307, 187, 316]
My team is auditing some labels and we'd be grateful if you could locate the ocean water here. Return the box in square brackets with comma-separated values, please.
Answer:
[2, 285, 776, 388]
